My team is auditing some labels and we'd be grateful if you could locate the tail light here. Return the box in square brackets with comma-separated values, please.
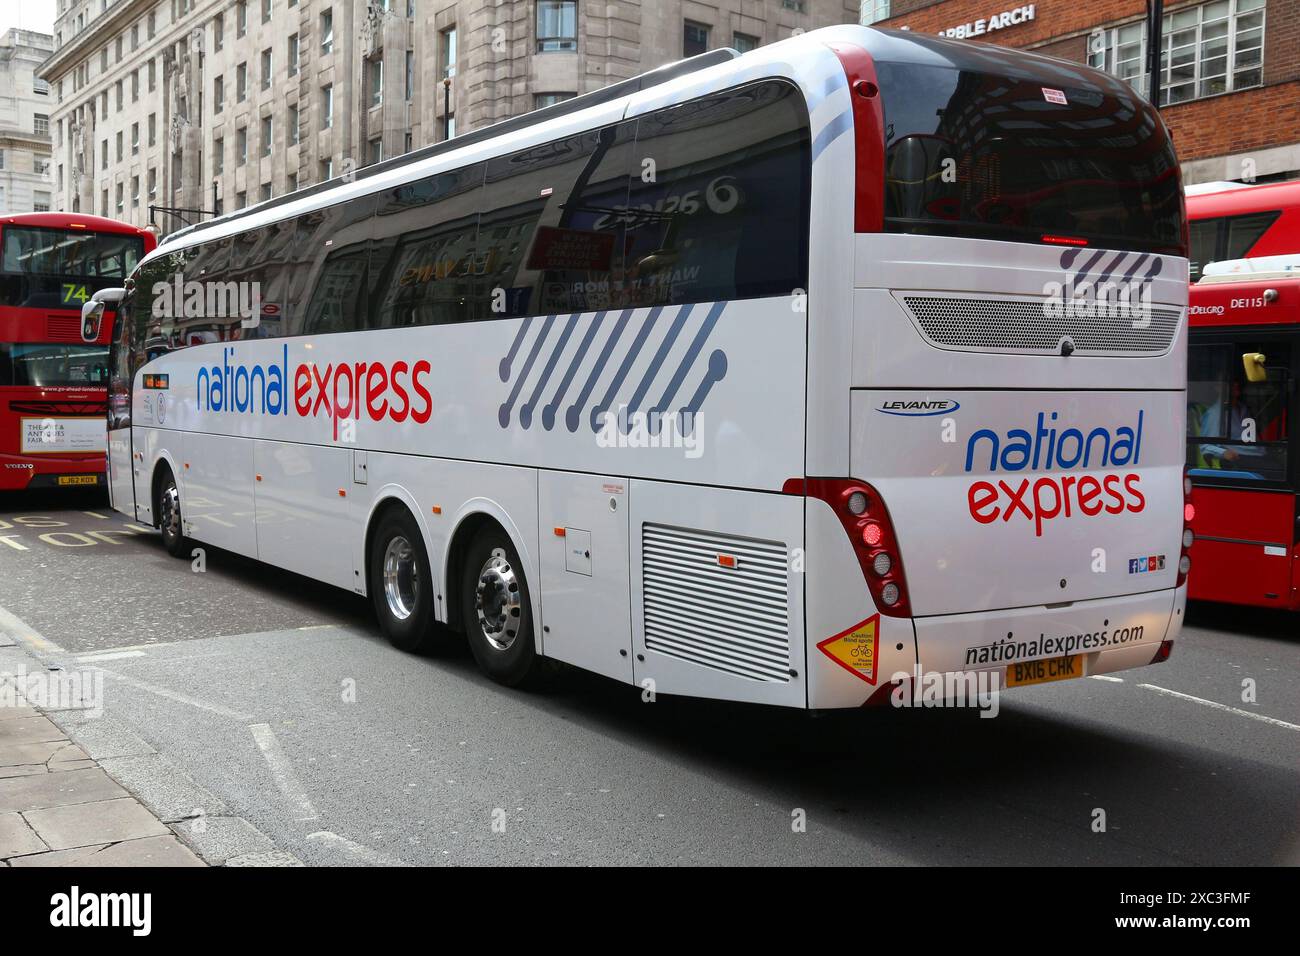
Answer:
[824, 42, 885, 234]
[1151, 639, 1175, 664]
[796, 478, 912, 618]
[1178, 468, 1194, 587]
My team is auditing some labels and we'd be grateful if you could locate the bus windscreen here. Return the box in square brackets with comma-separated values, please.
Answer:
[0, 226, 146, 310]
[876, 63, 1185, 255]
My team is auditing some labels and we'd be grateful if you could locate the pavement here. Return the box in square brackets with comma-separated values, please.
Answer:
[1, 488, 1297, 866]
[0, 637, 204, 866]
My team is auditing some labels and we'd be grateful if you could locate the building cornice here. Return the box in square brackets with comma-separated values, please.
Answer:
[38, 0, 161, 83]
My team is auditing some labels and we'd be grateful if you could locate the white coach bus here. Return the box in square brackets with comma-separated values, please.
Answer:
[89, 25, 1192, 708]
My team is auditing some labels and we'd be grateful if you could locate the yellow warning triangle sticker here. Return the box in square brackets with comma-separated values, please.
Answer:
[816, 614, 880, 685]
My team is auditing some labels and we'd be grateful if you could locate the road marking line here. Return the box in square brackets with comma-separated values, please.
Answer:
[1138, 683, 1300, 732]
[1089, 675, 1124, 683]
[75, 650, 147, 663]
[96, 667, 255, 721]
[126, 524, 155, 534]
[305, 830, 411, 866]
[249, 723, 319, 822]
[0, 603, 66, 653]
[82, 511, 110, 519]
[0, 534, 28, 550]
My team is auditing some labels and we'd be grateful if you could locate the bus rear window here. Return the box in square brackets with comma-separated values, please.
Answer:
[0, 226, 145, 309]
[876, 62, 1185, 255]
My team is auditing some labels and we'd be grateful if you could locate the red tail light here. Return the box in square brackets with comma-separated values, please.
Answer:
[824, 42, 885, 234]
[1151, 639, 1174, 664]
[1177, 468, 1194, 587]
[795, 478, 912, 618]
[1041, 234, 1088, 247]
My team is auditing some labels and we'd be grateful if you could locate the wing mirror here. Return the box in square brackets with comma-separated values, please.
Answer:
[1242, 352, 1268, 384]
[81, 287, 126, 343]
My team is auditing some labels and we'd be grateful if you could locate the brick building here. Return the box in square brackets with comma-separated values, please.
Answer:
[863, 0, 1300, 185]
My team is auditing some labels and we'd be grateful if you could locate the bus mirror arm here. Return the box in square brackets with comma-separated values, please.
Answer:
[81, 287, 126, 343]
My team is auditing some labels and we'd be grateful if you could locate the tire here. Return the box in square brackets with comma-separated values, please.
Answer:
[461, 525, 551, 687]
[369, 507, 443, 654]
[156, 467, 189, 558]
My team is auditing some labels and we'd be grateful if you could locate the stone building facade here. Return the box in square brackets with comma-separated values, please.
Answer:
[0, 29, 56, 215]
[39, 0, 857, 236]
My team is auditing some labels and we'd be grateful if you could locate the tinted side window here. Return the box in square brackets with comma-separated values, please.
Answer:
[624, 81, 810, 307]
[369, 163, 485, 328]
[474, 122, 637, 319]
[294, 195, 376, 335]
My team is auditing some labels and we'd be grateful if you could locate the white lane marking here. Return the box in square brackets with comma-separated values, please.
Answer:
[305, 830, 411, 867]
[0, 602, 66, 653]
[82, 511, 110, 519]
[97, 666, 255, 721]
[0, 534, 29, 550]
[75, 650, 147, 663]
[1138, 683, 1300, 732]
[295, 625, 333, 631]
[249, 723, 319, 822]
[1089, 675, 1125, 683]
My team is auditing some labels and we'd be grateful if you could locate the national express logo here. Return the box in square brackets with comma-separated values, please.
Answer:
[964, 411, 1146, 536]
[195, 345, 434, 440]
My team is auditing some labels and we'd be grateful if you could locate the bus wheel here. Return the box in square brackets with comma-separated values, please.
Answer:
[461, 527, 550, 688]
[157, 469, 189, 558]
[369, 508, 442, 654]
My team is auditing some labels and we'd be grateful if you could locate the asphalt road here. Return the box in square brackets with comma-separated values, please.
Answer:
[2, 488, 1297, 865]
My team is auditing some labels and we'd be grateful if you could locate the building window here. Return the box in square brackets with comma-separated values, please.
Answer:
[148, 58, 156, 91]
[1089, 0, 1266, 104]
[262, 0, 272, 24]
[131, 70, 139, 102]
[261, 115, 273, 156]
[131, 122, 139, 154]
[732, 32, 758, 54]
[131, 176, 140, 207]
[370, 56, 383, 106]
[288, 172, 298, 192]
[148, 167, 157, 198]
[213, 138, 223, 174]
[446, 114, 456, 138]
[237, 1, 248, 38]
[320, 9, 334, 54]
[214, 75, 224, 112]
[237, 127, 248, 165]
[101, 189, 108, 216]
[289, 104, 300, 144]
[237, 190, 247, 210]
[33, 113, 49, 135]
[115, 81, 123, 111]
[148, 114, 157, 146]
[131, 24, 139, 50]
[115, 182, 124, 213]
[534, 92, 575, 109]
[405, 49, 413, 100]
[34, 77, 49, 96]
[115, 35, 123, 62]
[214, 13, 224, 51]
[237, 63, 248, 101]
[321, 84, 333, 128]
[369, 137, 383, 165]
[440, 26, 456, 77]
[537, 1, 578, 52]
[261, 48, 273, 90]
[288, 34, 299, 76]
[860, 1, 891, 24]
[684, 21, 710, 57]
[115, 131, 123, 162]
[321, 158, 333, 180]
[33, 191, 51, 213]
[261, 183, 272, 202]
[148, 11, 156, 39]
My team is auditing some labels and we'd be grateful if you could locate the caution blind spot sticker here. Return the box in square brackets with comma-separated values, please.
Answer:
[817, 614, 881, 685]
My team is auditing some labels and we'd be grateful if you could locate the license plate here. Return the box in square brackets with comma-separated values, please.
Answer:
[1005, 654, 1081, 688]
[57, 475, 99, 486]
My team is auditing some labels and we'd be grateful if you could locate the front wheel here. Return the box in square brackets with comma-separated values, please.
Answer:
[157, 469, 189, 558]
[461, 527, 551, 687]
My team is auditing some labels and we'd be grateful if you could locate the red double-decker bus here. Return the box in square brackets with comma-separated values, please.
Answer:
[0, 213, 155, 492]
[1185, 181, 1300, 610]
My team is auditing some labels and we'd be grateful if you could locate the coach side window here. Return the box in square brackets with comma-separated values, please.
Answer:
[167, 237, 238, 346]
[133, 254, 175, 369]
[295, 195, 377, 336]
[473, 121, 636, 320]
[369, 162, 486, 328]
[622, 80, 810, 307]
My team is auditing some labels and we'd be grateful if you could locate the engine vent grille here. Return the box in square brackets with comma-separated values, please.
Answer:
[46, 314, 82, 341]
[641, 523, 790, 683]
[899, 294, 1181, 355]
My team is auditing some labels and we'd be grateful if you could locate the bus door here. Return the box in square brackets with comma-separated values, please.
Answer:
[106, 295, 135, 514]
[1187, 330, 1298, 607]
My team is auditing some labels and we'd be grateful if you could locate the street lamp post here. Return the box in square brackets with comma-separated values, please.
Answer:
[443, 77, 452, 140]
[1146, 0, 1164, 108]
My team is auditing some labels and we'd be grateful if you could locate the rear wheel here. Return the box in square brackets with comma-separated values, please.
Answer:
[461, 526, 550, 687]
[156, 468, 189, 558]
[370, 507, 443, 653]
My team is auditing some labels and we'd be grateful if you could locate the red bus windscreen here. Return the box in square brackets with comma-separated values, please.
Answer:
[0, 225, 146, 309]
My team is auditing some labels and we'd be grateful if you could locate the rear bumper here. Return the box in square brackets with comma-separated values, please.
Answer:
[0, 452, 105, 491]
[914, 587, 1178, 674]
